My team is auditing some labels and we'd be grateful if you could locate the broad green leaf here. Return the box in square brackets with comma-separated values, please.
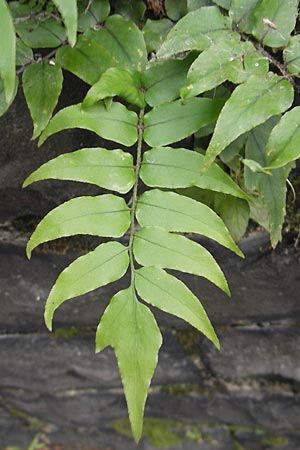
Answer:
[51, 0, 78, 47]
[245, 119, 290, 246]
[141, 147, 250, 200]
[0, 0, 16, 104]
[251, 0, 298, 48]
[214, 194, 250, 242]
[23, 148, 135, 194]
[77, 0, 110, 31]
[135, 267, 219, 348]
[242, 159, 271, 174]
[8, 1, 32, 17]
[0, 76, 18, 117]
[45, 242, 129, 330]
[229, 0, 260, 32]
[212, 0, 231, 8]
[188, 0, 214, 10]
[165, 0, 187, 20]
[220, 134, 247, 164]
[142, 55, 195, 107]
[16, 38, 33, 66]
[114, 0, 146, 22]
[203, 74, 294, 171]
[22, 62, 63, 139]
[283, 35, 300, 75]
[144, 98, 224, 147]
[56, 15, 147, 84]
[142, 19, 173, 53]
[133, 227, 229, 295]
[39, 102, 138, 147]
[157, 6, 232, 59]
[136, 189, 243, 256]
[83, 68, 145, 108]
[16, 17, 66, 48]
[266, 107, 300, 169]
[27, 195, 130, 258]
[96, 288, 162, 442]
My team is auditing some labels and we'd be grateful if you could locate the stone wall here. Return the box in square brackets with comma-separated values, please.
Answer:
[0, 84, 299, 450]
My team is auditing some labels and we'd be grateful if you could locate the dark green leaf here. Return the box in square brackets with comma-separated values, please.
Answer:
[214, 194, 250, 242]
[212, 0, 230, 7]
[157, 6, 232, 59]
[77, 0, 110, 31]
[0, 0, 16, 104]
[188, 0, 214, 10]
[83, 68, 145, 108]
[45, 241, 129, 330]
[143, 98, 224, 147]
[142, 19, 173, 53]
[266, 107, 300, 169]
[229, 0, 260, 33]
[283, 35, 300, 75]
[22, 62, 63, 138]
[56, 15, 147, 84]
[140, 147, 250, 200]
[16, 17, 66, 48]
[165, 0, 187, 20]
[96, 288, 162, 442]
[133, 227, 230, 295]
[135, 267, 219, 347]
[26, 195, 131, 258]
[23, 147, 135, 193]
[136, 189, 243, 256]
[203, 74, 294, 171]
[114, 0, 146, 22]
[142, 55, 195, 107]
[16, 38, 33, 66]
[39, 102, 138, 147]
[51, 0, 78, 47]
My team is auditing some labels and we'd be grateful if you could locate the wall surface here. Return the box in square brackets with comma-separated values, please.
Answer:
[0, 85, 300, 450]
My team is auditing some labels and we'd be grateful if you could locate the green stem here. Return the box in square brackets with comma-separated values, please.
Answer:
[129, 108, 145, 286]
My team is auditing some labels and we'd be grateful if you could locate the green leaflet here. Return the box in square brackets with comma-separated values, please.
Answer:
[212, 0, 231, 7]
[265, 107, 300, 169]
[0, 76, 18, 117]
[16, 38, 33, 66]
[203, 74, 294, 171]
[135, 267, 219, 347]
[77, 0, 110, 32]
[250, 0, 298, 48]
[51, 0, 77, 47]
[214, 194, 250, 242]
[142, 19, 173, 53]
[143, 98, 224, 147]
[136, 189, 243, 256]
[142, 55, 195, 107]
[133, 227, 230, 295]
[96, 288, 162, 442]
[44, 242, 129, 331]
[283, 35, 300, 75]
[23, 148, 135, 194]
[229, 0, 261, 33]
[15, 17, 66, 48]
[165, 0, 187, 20]
[181, 38, 268, 99]
[83, 67, 145, 109]
[157, 6, 232, 59]
[39, 102, 138, 147]
[26, 195, 131, 258]
[140, 147, 249, 200]
[0, 0, 16, 104]
[56, 15, 147, 84]
[22, 62, 63, 139]
[244, 118, 290, 246]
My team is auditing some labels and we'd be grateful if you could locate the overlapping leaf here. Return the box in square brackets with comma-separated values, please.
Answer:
[23, 148, 135, 194]
[203, 74, 294, 171]
[0, 77, 18, 117]
[140, 147, 249, 200]
[39, 102, 138, 147]
[15, 17, 66, 48]
[96, 288, 162, 442]
[22, 62, 63, 138]
[77, 0, 110, 31]
[135, 267, 219, 347]
[56, 15, 147, 84]
[157, 6, 232, 59]
[133, 227, 229, 295]
[283, 36, 300, 75]
[136, 189, 243, 256]
[26, 195, 131, 258]
[44, 242, 129, 331]
[52, 0, 78, 47]
[0, 0, 16, 104]
[143, 98, 224, 147]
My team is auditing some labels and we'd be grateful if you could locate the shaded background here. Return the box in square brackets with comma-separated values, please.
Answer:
[0, 77, 300, 450]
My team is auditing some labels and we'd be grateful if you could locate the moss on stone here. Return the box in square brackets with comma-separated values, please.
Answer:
[51, 325, 93, 339]
[173, 328, 200, 356]
[261, 435, 289, 448]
